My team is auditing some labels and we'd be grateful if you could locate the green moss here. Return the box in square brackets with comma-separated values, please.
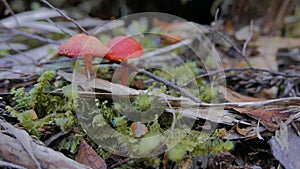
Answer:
[168, 144, 186, 162]
[6, 70, 76, 138]
[58, 133, 81, 154]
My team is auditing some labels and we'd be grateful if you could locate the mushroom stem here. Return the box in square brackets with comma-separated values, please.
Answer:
[121, 60, 128, 85]
[83, 54, 93, 79]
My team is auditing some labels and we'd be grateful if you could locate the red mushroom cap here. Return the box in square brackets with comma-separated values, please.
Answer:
[59, 34, 111, 74]
[59, 34, 110, 57]
[105, 36, 144, 61]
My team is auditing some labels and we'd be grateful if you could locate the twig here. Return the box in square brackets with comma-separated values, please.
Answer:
[256, 119, 264, 140]
[120, 61, 202, 103]
[46, 18, 73, 36]
[196, 67, 300, 79]
[1, 28, 61, 45]
[39, 0, 89, 35]
[196, 97, 300, 108]
[208, 8, 253, 68]
[242, 20, 254, 57]
[215, 30, 253, 68]
[1, 0, 21, 27]
[1, 119, 42, 169]
[108, 157, 131, 169]
[44, 127, 73, 146]
[0, 160, 27, 169]
[0, 39, 36, 64]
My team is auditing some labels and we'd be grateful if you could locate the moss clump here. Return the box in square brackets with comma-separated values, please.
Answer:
[6, 70, 75, 138]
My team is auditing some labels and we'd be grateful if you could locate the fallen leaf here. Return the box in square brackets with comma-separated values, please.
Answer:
[218, 128, 227, 138]
[269, 125, 300, 169]
[76, 138, 107, 169]
[234, 123, 247, 136]
[29, 109, 38, 120]
[130, 122, 148, 138]
[219, 86, 292, 131]
[224, 125, 266, 140]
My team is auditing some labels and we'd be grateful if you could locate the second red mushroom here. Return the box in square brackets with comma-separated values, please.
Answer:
[105, 36, 144, 85]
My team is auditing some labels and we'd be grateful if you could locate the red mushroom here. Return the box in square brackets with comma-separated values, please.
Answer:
[105, 36, 144, 85]
[59, 34, 110, 76]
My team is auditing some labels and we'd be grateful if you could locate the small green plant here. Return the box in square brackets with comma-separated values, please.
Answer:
[6, 70, 76, 138]
[167, 129, 234, 162]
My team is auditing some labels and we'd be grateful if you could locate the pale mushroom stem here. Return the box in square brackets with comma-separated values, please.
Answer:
[121, 60, 128, 85]
[83, 54, 93, 80]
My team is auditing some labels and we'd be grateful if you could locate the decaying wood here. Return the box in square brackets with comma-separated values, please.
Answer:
[0, 119, 90, 169]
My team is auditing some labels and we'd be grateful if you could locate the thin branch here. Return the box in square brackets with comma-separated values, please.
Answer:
[39, 0, 89, 35]
[196, 67, 300, 79]
[120, 61, 202, 103]
[215, 30, 253, 68]
[209, 8, 252, 68]
[0, 160, 27, 169]
[242, 20, 254, 57]
[214, 8, 220, 23]
[0, 39, 36, 64]
[195, 97, 300, 109]
[1, 0, 21, 27]
[46, 18, 73, 36]
[256, 119, 264, 140]
[44, 127, 73, 146]
[1, 28, 61, 45]
[108, 158, 131, 169]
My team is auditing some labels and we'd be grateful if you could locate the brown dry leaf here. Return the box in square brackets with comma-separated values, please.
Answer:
[234, 124, 247, 136]
[218, 128, 227, 138]
[76, 138, 107, 169]
[219, 85, 264, 102]
[219, 86, 291, 131]
[29, 109, 38, 120]
[130, 122, 148, 138]
[224, 126, 266, 140]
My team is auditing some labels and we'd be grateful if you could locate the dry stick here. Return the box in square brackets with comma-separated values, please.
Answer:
[242, 20, 254, 57]
[39, 0, 89, 35]
[46, 18, 73, 36]
[196, 97, 300, 108]
[1, 28, 61, 45]
[210, 8, 252, 68]
[0, 39, 36, 64]
[0, 161, 27, 169]
[1, 0, 21, 27]
[196, 67, 300, 79]
[108, 158, 131, 169]
[44, 127, 73, 146]
[215, 30, 253, 69]
[120, 62, 202, 103]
